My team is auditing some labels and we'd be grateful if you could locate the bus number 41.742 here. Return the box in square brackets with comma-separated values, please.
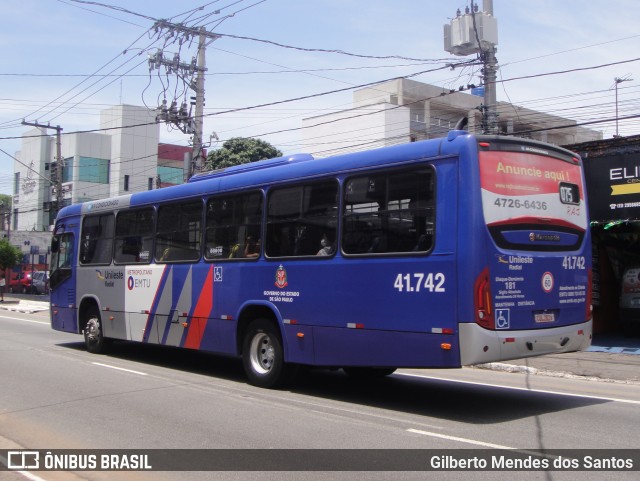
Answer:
[562, 256, 586, 270]
[394, 273, 446, 293]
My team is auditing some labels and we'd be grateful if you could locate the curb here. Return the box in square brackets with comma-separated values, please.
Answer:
[475, 362, 640, 385]
[0, 300, 50, 314]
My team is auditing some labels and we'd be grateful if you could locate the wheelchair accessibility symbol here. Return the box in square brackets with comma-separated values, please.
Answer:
[214, 266, 223, 282]
[495, 309, 510, 329]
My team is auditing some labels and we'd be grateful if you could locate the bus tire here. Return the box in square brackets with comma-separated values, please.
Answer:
[242, 319, 298, 388]
[343, 367, 396, 380]
[83, 310, 108, 354]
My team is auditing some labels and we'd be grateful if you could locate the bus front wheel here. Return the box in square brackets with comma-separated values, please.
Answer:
[84, 310, 108, 354]
[242, 319, 297, 388]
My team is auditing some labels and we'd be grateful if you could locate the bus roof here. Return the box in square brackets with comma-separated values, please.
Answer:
[58, 130, 484, 218]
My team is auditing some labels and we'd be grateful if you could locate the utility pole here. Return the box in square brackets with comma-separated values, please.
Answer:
[192, 26, 208, 175]
[443, 0, 499, 134]
[481, 0, 498, 134]
[20, 120, 63, 219]
[151, 21, 220, 179]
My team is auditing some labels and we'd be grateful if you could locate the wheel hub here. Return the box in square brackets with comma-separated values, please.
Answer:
[250, 333, 274, 374]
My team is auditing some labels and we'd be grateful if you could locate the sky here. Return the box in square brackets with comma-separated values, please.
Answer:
[0, 0, 638, 195]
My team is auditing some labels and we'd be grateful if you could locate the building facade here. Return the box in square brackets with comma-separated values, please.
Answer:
[302, 79, 603, 158]
[12, 105, 185, 232]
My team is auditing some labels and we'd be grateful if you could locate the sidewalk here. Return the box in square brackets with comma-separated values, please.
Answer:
[1, 295, 639, 383]
[473, 332, 640, 384]
[0, 296, 49, 314]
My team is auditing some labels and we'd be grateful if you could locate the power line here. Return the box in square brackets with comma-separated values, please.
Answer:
[213, 32, 461, 63]
[0, 62, 477, 142]
[64, 0, 156, 21]
[56, 0, 147, 27]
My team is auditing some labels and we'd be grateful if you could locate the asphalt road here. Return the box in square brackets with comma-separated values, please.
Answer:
[1, 308, 640, 481]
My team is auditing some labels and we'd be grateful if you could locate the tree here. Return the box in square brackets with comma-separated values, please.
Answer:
[0, 194, 11, 208]
[206, 137, 282, 170]
[0, 238, 21, 272]
[0, 194, 11, 231]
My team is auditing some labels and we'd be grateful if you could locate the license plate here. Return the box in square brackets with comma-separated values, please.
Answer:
[535, 312, 555, 323]
[632, 298, 640, 307]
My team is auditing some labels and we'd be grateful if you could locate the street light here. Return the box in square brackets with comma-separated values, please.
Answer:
[614, 75, 633, 138]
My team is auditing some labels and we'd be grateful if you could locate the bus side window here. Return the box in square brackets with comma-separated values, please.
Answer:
[80, 214, 114, 265]
[114, 208, 154, 264]
[343, 168, 435, 255]
[266, 181, 338, 258]
[156, 201, 202, 263]
[205, 192, 263, 261]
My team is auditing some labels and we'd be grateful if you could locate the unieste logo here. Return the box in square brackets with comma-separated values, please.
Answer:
[96, 270, 123, 287]
[96, 270, 123, 281]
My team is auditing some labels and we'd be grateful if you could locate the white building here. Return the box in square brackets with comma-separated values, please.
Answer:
[13, 105, 163, 231]
[302, 79, 603, 158]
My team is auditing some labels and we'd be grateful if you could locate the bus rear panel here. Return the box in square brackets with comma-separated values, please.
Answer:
[458, 136, 591, 365]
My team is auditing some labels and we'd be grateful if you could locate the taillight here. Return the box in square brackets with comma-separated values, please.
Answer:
[586, 268, 593, 321]
[474, 267, 495, 329]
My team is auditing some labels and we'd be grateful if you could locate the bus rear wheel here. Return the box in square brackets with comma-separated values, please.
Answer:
[84, 310, 108, 354]
[242, 319, 298, 388]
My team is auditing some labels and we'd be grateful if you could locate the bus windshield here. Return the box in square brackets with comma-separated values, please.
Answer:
[49, 233, 74, 290]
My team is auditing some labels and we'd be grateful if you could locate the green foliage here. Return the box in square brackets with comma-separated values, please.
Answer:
[0, 194, 11, 209]
[0, 239, 21, 270]
[206, 137, 282, 170]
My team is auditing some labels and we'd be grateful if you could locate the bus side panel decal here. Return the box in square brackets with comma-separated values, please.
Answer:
[125, 265, 168, 343]
[161, 265, 193, 347]
[149, 265, 173, 344]
[183, 265, 215, 349]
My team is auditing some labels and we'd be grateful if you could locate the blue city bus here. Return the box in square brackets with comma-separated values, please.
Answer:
[49, 130, 592, 388]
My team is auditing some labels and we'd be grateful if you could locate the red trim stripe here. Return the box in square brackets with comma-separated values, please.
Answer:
[184, 265, 214, 349]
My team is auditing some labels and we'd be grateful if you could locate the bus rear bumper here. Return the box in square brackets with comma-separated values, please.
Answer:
[458, 320, 592, 366]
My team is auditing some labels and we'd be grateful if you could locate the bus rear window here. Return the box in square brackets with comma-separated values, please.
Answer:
[479, 147, 587, 251]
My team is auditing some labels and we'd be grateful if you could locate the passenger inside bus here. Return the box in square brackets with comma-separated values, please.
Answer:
[244, 236, 260, 258]
[316, 234, 333, 256]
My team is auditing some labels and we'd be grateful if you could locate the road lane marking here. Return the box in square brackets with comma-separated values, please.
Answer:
[92, 362, 148, 376]
[396, 372, 640, 405]
[405, 429, 560, 462]
[0, 315, 49, 325]
[407, 428, 513, 449]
